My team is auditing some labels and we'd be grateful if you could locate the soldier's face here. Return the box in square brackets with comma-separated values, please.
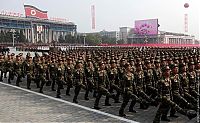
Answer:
[182, 66, 187, 72]
[165, 70, 171, 76]
[155, 63, 160, 67]
[100, 64, 105, 70]
[173, 67, 179, 74]
[189, 65, 194, 70]
[147, 63, 151, 68]
[111, 63, 116, 68]
[121, 61, 126, 65]
[78, 63, 83, 68]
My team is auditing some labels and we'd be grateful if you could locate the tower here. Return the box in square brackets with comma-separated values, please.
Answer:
[184, 3, 189, 33]
[91, 5, 96, 30]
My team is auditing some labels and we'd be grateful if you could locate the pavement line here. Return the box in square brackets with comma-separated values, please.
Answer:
[0, 82, 139, 123]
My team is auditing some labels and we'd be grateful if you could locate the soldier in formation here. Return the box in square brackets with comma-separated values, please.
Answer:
[0, 46, 198, 123]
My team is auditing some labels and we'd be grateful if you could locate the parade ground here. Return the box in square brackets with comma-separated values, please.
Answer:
[0, 73, 197, 123]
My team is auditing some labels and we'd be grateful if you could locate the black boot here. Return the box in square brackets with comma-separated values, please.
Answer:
[66, 87, 71, 96]
[186, 110, 197, 120]
[161, 116, 170, 122]
[94, 106, 101, 110]
[119, 109, 126, 117]
[129, 108, 137, 113]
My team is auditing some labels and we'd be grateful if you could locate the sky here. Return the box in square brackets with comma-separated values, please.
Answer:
[0, 0, 199, 39]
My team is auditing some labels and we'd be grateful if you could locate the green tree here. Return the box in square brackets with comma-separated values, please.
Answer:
[0, 30, 5, 43]
[18, 30, 26, 43]
[85, 34, 101, 45]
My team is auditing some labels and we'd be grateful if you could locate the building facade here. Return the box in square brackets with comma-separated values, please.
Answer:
[0, 15, 77, 43]
[119, 27, 132, 44]
[99, 30, 119, 41]
[127, 31, 195, 44]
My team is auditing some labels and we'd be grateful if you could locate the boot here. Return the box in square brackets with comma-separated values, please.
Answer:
[94, 106, 101, 110]
[119, 109, 126, 117]
[73, 99, 78, 104]
[66, 87, 71, 96]
[129, 108, 137, 113]
[56, 95, 61, 98]
[161, 116, 170, 122]
[186, 110, 197, 120]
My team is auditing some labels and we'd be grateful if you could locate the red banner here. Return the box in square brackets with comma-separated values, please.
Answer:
[24, 5, 48, 19]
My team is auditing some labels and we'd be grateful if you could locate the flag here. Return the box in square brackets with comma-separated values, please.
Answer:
[24, 5, 48, 19]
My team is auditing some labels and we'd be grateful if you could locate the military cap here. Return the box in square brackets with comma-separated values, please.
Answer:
[110, 60, 116, 64]
[87, 58, 92, 61]
[99, 61, 105, 66]
[188, 62, 194, 66]
[27, 56, 32, 59]
[19, 53, 23, 56]
[121, 58, 125, 61]
[179, 63, 186, 68]
[124, 63, 130, 68]
[145, 60, 151, 64]
[162, 66, 171, 72]
[11, 53, 15, 56]
[171, 64, 178, 69]
[155, 60, 160, 63]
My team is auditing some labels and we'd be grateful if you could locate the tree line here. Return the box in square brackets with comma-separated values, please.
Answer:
[0, 30, 27, 43]
[59, 34, 124, 45]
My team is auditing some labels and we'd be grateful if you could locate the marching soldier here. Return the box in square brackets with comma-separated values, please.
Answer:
[188, 62, 198, 98]
[84, 58, 95, 100]
[13, 55, 23, 86]
[144, 60, 158, 99]
[119, 63, 142, 117]
[180, 63, 197, 105]
[170, 64, 196, 118]
[94, 61, 116, 110]
[105, 59, 121, 106]
[38, 57, 49, 93]
[24, 56, 34, 89]
[0, 54, 4, 81]
[153, 66, 196, 123]
[56, 58, 65, 98]
[65, 57, 74, 96]
[73, 60, 86, 103]
[49, 57, 57, 91]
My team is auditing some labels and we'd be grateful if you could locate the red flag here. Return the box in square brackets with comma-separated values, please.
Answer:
[24, 5, 48, 19]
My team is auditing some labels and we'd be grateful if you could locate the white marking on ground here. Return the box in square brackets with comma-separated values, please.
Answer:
[0, 82, 139, 123]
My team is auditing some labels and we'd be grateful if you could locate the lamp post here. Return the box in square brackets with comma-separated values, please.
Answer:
[83, 34, 86, 46]
[10, 29, 16, 47]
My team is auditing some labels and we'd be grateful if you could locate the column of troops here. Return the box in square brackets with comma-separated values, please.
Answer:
[0, 47, 199, 123]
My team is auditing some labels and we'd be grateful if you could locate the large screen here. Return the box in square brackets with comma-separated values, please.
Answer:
[135, 19, 158, 35]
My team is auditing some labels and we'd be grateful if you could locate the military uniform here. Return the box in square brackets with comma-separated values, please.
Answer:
[65, 57, 74, 96]
[153, 66, 196, 123]
[49, 57, 57, 91]
[38, 57, 48, 93]
[73, 60, 86, 103]
[170, 64, 196, 117]
[94, 61, 116, 110]
[56, 59, 65, 98]
[84, 58, 95, 100]
[14, 55, 23, 86]
[24, 56, 34, 89]
[188, 62, 198, 98]
[0, 54, 4, 81]
[105, 60, 121, 105]
[119, 63, 141, 117]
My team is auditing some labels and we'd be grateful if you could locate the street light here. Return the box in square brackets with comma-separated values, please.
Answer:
[83, 34, 86, 46]
[10, 29, 16, 47]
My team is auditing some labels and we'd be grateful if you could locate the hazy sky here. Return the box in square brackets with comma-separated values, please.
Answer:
[0, 0, 199, 39]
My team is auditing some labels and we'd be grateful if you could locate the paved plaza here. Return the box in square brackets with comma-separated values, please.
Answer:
[0, 75, 198, 123]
